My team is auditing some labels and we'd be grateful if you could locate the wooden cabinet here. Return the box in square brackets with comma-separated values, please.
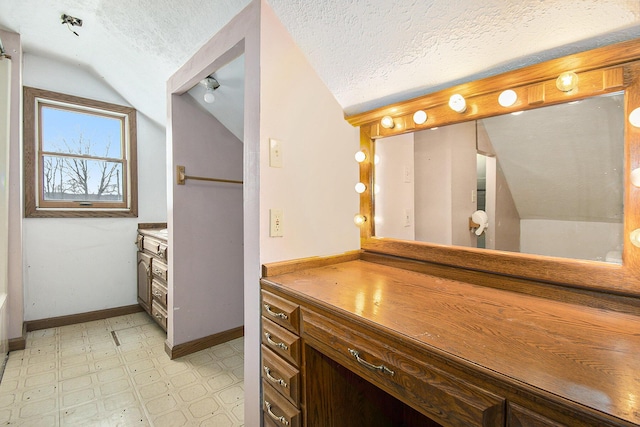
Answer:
[261, 257, 640, 427]
[136, 224, 168, 331]
[136, 251, 152, 312]
[261, 290, 302, 426]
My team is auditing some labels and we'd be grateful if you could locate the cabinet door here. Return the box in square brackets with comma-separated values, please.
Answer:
[137, 252, 152, 312]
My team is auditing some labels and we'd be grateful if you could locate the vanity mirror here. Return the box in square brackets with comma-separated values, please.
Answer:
[375, 92, 624, 263]
[347, 38, 640, 296]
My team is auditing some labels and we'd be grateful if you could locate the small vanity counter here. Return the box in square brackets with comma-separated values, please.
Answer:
[260, 256, 640, 427]
[136, 223, 168, 331]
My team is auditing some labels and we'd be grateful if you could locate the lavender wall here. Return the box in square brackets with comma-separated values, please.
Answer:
[169, 94, 244, 344]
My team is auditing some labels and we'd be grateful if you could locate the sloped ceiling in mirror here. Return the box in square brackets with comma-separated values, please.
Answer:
[481, 93, 624, 223]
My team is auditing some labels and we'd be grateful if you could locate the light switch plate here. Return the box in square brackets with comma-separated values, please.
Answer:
[269, 139, 283, 168]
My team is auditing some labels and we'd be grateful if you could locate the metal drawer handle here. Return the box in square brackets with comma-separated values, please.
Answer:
[154, 313, 164, 320]
[264, 400, 289, 425]
[152, 290, 163, 298]
[153, 268, 162, 274]
[264, 304, 288, 320]
[348, 348, 395, 376]
[265, 332, 289, 350]
[264, 365, 288, 388]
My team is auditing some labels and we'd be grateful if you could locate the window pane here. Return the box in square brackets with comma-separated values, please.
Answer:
[42, 155, 124, 202]
[41, 106, 123, 158]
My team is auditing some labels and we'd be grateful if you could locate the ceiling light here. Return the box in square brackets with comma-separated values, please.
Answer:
[413, 110, 428, 125]
[61, 13, 83, 36]
[381, 116, 395, 129]
[203, 77, 220, 104]
[449, 94, 466, 113]
[498, 90, 517, 107]
[556, 72, 578, 92]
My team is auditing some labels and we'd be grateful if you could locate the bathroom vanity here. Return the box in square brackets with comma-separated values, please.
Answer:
[260, 38, 640, 426]
[136, 223, 168, 331]
[261, 252, 640, 427]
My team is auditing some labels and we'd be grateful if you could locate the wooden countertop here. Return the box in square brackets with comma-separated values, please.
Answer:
[138, 227, 167, 241]
[262, 259, 640, 425]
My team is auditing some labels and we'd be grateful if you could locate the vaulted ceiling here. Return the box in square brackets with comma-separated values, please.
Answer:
[1, 1, 639, 128]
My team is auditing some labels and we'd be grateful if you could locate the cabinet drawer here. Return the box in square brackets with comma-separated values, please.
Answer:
[262, 318, 300, 367]
[261, 290, 300, 334]
[263, 381, 300, 427]
[508, 403, 566, 427]
[143, 237, 168, 261]
[262, 345, 300, 405]
[151, 279, 167, 306]
[151, 301, 167, 330]
[136, 234, 144, 251]
[303, 308, 504, 427]
[151, 259, 167, 281]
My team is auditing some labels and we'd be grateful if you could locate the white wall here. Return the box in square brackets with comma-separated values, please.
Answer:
[22, 53, 167, 321]
[259, 4, 360, 264]
[375, 133, 415, 240]
[1, 30, 23, 341]
[0, 53, 11, 355]
[520, 219, 623, 262]
[414, 123, 477, 246]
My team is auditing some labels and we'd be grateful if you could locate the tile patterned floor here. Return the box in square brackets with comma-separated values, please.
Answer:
[0, 312, 244, 426]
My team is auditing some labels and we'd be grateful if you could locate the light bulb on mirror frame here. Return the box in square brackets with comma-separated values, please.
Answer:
[448, 94, 466, 113]
[353, 214, 367, 226]
[354, 182, 367, 194]
[381, 115, 395, 129]
[629, 107, 640, 128]
[630, 228, 640, 248]
[631, 168, 640, 187]
[556, 71, 578, 92]
[413, 110, 428, 125]
[498, 89, 517, 107]
[354, 151, 367, 163]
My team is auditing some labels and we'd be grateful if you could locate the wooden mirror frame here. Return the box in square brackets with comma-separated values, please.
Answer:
[346, 38, 640, 297]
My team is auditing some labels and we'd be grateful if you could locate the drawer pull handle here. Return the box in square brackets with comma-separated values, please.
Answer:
[152, 290, 163, 298]
[154, 313, 164, 320]
[348, 348, 395, 376]
[264, 365, 288, 388]
[264, 400, 289, 425]
[264, 304, 288, 320]
[265, 332, 289, 350]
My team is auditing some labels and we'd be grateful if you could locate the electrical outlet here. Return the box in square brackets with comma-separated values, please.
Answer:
[270, 209, 283, 237]
[404, 208, 411, 227]
[269, 139, 283, 168]
[403, 165, 411, 183]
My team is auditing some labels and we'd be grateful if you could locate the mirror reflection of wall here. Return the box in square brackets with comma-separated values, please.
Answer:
[374, 92, 624, 264]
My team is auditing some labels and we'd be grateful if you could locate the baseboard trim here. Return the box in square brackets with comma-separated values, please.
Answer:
[165, 326, 244, 360]
[8, 323, 27, 352]
[25, 304, 144, 332]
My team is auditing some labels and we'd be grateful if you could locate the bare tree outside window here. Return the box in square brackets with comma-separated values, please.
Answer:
[40, 106, 125, 204]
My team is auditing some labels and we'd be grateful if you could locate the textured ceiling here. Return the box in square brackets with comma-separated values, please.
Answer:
[1, 0, 640, 128]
